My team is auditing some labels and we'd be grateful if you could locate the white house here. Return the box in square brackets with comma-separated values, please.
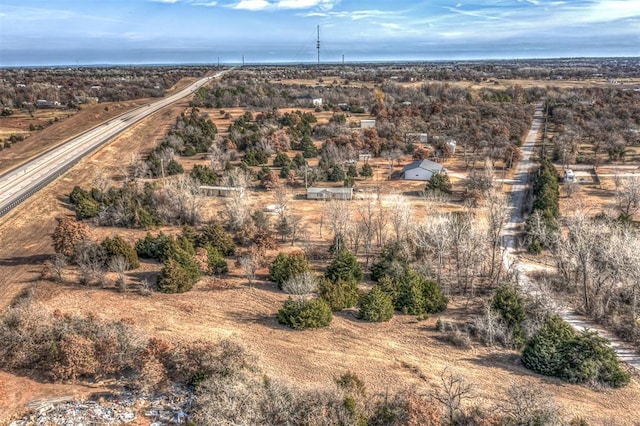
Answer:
[360, 119, 376, 129]
[306, 187, 353, 200]
[312, 98, 323, 107]
[401, 159, 444, 181]
[199, 185, 244, 197]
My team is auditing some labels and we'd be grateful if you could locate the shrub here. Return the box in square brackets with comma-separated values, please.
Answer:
[425, 172, 452, 194]
[325, 248, 363, 283]
[51, 216, 92, 258]
[205, 244, 228, 275]
[392, 269, 448, 315]
[318, 278, 359, 311]
[269, 252, 311, 290]
[491, 284, 526, 348]
[370, 242, 407, 282]
[358, 286, 394, 322]
[190, 164, 217, 185]
[198, 223, 235, 256]
[101, 235, 140, 270]
[522, 315, 630, 387]
[135, 232, 173, 261]
[277, 298, 332, 330]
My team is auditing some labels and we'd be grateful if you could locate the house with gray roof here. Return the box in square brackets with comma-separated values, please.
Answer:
[401, 159, 444, 181]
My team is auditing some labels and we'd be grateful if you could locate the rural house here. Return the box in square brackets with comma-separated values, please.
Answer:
[401, 159, 444, 181]
[306, 187, 353, 200]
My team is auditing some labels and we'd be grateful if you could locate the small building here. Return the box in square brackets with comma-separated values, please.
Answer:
[358, 153, 372, 162]
[401, 159, 444, 181]
[306, 187, 353, 200]
[199, 185, 244, 197]
[360, 119, 376, 129]
[312, 98, 323, 107]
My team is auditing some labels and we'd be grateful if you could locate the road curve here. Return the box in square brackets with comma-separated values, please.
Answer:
[502, 103, 640, 371]
[0, 69, 231, 218]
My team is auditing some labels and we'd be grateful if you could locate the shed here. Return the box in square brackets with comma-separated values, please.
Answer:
[312, 98, 323, 107]
[360, 119, 376, 129]
[199, 186, 244, 197]
[306, 187, 353, 200]
[401, 159, 444, 181]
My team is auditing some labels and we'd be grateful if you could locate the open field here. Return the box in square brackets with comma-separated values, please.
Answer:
[1, 70, 640, 424]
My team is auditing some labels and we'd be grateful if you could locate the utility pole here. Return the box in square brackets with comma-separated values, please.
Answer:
[342, 54, 344, 65]
[217, 56, 220, 67]
[316, 25, 320, 65]
[242, 54, 245, 66]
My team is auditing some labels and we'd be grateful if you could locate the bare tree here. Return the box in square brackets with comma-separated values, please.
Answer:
[413, 213, 451, 287]
[388, 194, 412, 244]
[615, 175, 640, 219]
[484, 190, 508, 283]
[239, 252, 260, 287]
[109, 255, 129, 292]
[431, 369, 474, 425]
[220, 169, 252, 231]
[50, 253, 68, 283]
[324, 199, 352, 251]
[154, 175, 204, 225]
[282, 271, 317, 307]
[209, 137, 230, 173]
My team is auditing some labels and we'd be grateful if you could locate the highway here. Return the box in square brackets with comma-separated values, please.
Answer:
[0, 69, 229, 218]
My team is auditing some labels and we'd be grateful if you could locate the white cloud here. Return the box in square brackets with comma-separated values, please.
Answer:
[193, 0, 218, 5]
[277, 0, 338, 10]
[151, 0, 182, 3]
[232, 0, 271, 10]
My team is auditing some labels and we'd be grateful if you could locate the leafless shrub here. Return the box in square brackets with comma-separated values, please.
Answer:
[496, 383, 561, 426]
[437, 320, 472, 349]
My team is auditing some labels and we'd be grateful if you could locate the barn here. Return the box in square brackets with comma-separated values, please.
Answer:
[401, 159, 444, 181]
[306, 187, 353, 200]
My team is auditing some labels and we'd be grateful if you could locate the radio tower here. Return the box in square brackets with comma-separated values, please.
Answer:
[316, 25, 320, 65]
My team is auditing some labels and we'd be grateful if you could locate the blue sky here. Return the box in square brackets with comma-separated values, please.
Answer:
[0, 0, 638, 65]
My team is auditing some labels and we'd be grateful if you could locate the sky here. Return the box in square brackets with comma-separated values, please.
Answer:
[0, 0, 638, 66]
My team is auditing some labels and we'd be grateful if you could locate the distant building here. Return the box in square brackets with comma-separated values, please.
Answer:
[312, 98, 323, 107]
[401, 159, 444, 181]
[306, 187, 353, 200]
[358, 153, 372, 162]
[360, 119, 376, 129]
[199, 186, 244, 197]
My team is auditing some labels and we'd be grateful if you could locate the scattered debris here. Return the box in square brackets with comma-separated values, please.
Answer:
[10, 384, 193, 425]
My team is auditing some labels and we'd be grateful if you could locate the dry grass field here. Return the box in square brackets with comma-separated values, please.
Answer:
[1, 76, 639, 424]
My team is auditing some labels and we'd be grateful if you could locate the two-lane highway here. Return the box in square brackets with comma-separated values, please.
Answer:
[0, 69, 230, 218]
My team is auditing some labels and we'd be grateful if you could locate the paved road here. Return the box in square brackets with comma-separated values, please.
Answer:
[501, 103, 640, 371]
[0, 69, 230, 218]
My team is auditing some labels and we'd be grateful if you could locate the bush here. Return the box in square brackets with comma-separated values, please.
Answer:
[198, 223, 235, 256]
[522, 315, 630, 387]
[205, 244, 228, 275]
[325, 248, 363, 283]
[390, 269, 448, 315]
[190, 164, 217, 185]
[318, 278, 359, 311]
[425, 172, 452, 194]
[491, 284, 526, 348]
[370, 242, 407, 282]
[269, 252, 311, 290]
[101, 235, 140, 270]
[358, 286, 394, 322]
[277, 298, 332, 330]
[135, 232, 170, 261]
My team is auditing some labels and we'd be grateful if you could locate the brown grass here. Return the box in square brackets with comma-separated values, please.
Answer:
[1, 82, 639, 424]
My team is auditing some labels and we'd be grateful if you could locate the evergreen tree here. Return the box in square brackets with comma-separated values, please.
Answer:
[325, 248, 363, 283]
[358, 286, 394, 322]
[318, 278, 359, 311]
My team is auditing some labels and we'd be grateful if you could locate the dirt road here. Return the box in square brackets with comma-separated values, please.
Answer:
[501, 103, 640, 371]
